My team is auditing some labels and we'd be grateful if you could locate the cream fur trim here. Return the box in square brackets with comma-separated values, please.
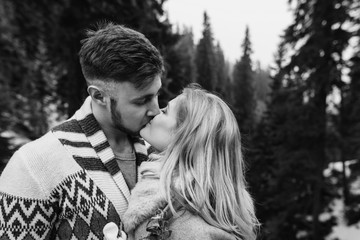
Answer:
[122, 178, 166, 232]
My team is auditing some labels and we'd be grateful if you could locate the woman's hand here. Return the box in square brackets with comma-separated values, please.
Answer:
[139, 156, 163, 180]
[103, 222, 127, 240]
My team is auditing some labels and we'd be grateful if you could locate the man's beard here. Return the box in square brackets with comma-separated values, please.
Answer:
[110, 98, 139, 136]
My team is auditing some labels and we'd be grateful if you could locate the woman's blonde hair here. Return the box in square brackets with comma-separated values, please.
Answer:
[160, 85, 259, 240]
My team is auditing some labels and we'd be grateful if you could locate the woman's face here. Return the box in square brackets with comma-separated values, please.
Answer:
[140, 96, 182, 152]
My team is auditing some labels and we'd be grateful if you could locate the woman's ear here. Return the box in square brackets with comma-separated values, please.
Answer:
[87, 85, 107, 106]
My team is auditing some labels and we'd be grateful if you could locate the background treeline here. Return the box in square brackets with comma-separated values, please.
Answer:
[0, 0, 360, 239]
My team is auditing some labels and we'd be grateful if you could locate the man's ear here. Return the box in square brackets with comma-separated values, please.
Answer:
[87, 85, 107, 106]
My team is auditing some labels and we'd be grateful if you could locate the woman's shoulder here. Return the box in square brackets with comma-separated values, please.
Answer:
[169, 210, 237, 240]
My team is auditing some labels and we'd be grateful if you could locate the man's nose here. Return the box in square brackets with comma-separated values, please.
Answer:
[147, 98, 160, 117]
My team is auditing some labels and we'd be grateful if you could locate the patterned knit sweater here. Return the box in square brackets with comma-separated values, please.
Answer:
[0, 97, 149, 240]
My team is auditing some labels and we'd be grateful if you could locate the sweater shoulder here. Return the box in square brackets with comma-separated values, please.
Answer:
[13, 131, 79, 169]
[21, 130, 63, 153]
[0, 132, 82, 199]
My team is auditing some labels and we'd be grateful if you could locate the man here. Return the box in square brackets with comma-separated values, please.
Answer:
[0, 22, 163, 239]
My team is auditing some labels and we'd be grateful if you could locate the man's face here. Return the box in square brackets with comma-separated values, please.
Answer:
[108, 75, 162, 135]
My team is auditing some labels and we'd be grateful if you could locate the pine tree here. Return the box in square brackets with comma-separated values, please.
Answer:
[342, 50, 360, 225]
[279, 0, 353, 238]
[248, 41, 318, 240]
[0, 0, 50, 141]
[165, 27, 196, 99]
[253, 62, 271, 122]
[195, 12, 216, 91]
[214, 42, 229, 97]
[232, 26, 255, 132]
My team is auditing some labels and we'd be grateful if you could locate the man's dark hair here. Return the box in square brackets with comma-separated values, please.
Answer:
[79, 22, 164, 89]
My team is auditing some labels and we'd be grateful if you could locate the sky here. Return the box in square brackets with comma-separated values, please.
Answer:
[164, 0, 293, 68]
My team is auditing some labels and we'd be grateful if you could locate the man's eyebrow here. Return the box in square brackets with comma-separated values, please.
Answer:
[132, 94, 152, 101]
[132, 89, 161, 101]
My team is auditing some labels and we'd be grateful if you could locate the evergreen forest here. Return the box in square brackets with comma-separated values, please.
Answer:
[0, 0, 359, 239]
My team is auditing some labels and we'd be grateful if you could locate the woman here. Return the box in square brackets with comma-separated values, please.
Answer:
[105, 85, 259, 240]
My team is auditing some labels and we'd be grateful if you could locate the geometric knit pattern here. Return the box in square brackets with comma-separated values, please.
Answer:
[0, 97, 150, 240]
[0, 192, 55, 240]
[0, 170, 120, 240]
[51, 170, 120, 240]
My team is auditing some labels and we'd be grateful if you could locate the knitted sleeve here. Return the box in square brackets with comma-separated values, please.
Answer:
[0, 132, 82, 240]
[0, 147, 59, 239]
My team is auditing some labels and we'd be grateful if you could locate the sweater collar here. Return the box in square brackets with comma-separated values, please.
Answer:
[59, 96, 149, 201]
[74, 96, 148, 165]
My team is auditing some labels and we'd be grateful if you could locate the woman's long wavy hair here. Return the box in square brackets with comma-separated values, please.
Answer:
[159, 85, 259, 240]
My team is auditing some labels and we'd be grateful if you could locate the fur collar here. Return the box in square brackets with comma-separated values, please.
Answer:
[122, 178, 167, 232]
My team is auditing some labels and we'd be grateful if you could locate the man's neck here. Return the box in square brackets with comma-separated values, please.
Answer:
[91, 101, 133, 155]
[108, 135, 133, 156]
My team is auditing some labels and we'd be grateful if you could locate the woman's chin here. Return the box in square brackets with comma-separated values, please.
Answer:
[139, 128, 149, 141]
[139, 129, 145, 138]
